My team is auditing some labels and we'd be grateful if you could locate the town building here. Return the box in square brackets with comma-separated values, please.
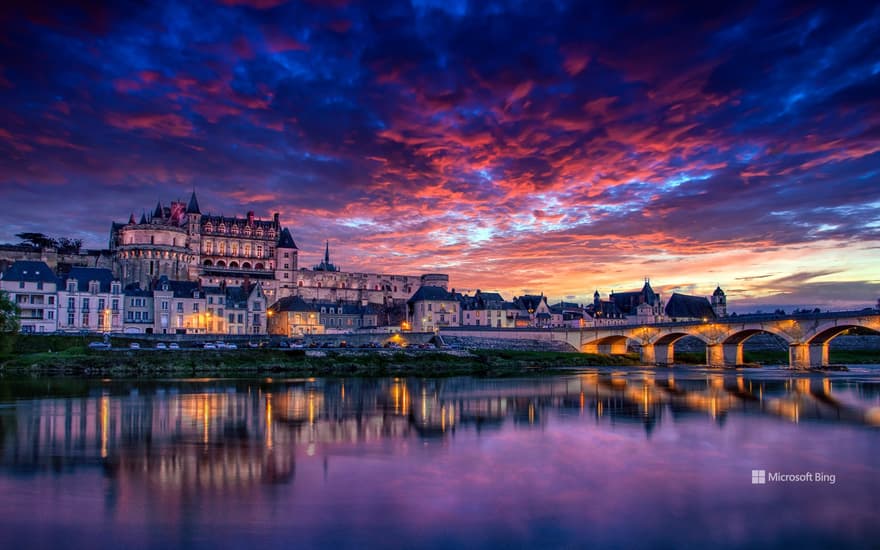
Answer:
[407, 280, 461, 332]
[511, 294, 553, 328]
[0, 261, 60, 333]
[609, 280, 664, 324]
[268, 296, 323, 336]
[459, 290, 519, 328]
[57, 267, 123, 333]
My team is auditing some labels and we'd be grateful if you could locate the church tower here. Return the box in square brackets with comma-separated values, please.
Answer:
[711, 286, 727, 317]
[275, 221, 298, 295]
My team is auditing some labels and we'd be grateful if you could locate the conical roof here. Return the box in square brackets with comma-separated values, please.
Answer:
[186, 191, 201, 214]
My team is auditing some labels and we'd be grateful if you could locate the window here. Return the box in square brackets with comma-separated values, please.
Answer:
[177, 315, 183, 328]
[37, 281, 43, 290]
[112, 299, 119, 312]
[48, 296, 55, 305]
[66, 281, 77, 292]
[228, 313, 234, 323]
[68, 297, 75, 310]
[161, 301, 169, 311]
[256, 245, 263, 257]
[193, 303, 200, 313]
[82, 313, 89, 326]
[208, 297, 213, 304]
[127, 311, 133, 321]
[237, 314, 243, 323]
[19, 281, 25, 289]
[98, 299, 105, 311]
[82, 298, 90, 311]
[253, 313, 260, 326]
[68, 313, 75, 325]
[284, 252, 289, 258]
[284, 264, 289, 269]
[176, 302, 183, 312]
[253, 302, 261, 311]
[47, 310, 54, 320]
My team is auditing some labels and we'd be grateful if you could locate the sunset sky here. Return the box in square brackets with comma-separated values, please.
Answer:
[1, 1, 879, 311]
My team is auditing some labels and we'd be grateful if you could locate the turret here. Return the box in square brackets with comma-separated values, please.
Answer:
[593, 289, 600, 307]
[274, 227, 299, 289]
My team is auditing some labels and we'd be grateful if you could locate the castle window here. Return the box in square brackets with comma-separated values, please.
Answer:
[229, 261, 239, 268]
[255, 263, 264, 270]
[204, 260, 213, 266]
[242, 262, 251, 269]
[67, 281, 76, 292]
[244, 227, 251, 236]
[231, 226, 239, 235]
[256, 228, 263, 238]
[256, 245, 263, 257]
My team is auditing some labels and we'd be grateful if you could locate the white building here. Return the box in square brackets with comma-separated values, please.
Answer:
[0, 261, 60, 333]
[57, 267, 123, 333]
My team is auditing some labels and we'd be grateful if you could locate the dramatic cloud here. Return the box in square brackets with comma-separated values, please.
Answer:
[1, 0, 879, 308]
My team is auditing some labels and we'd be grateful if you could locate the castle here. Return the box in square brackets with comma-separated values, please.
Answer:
[109, 191, 438, 307]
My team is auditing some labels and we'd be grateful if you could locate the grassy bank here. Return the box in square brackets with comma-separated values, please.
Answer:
[1, 345, 644, 377]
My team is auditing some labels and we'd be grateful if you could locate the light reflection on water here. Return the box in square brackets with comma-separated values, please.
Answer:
[0, 366, 879, 549]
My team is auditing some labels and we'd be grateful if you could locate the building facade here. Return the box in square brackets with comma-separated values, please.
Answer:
[0, 261, 59, 333]
[57, 267, 123, 333]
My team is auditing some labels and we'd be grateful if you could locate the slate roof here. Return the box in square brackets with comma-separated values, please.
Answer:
[152, 276, 200, 298]
[408, 285, 458, 303]
[665, 293, 716, 320]
[186, 191, 201, 214]
[277, 227, 298, 249]
[270, 296, 319, 313]
[0, 261, 60, 285]
[63, 267, 116, 292]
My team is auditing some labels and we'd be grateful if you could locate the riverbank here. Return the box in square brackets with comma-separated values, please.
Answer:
[0, 347, 645, 377]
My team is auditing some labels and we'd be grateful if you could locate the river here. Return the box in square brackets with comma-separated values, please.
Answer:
[1, 366, 878, 549]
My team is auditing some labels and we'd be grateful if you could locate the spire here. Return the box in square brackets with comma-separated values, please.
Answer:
[186, 191, 201, 214]
[139, 211, 147, 224]
[153, 201, 163, 219]
[129, 212, 136, 224]
[324, 240, 330, 264]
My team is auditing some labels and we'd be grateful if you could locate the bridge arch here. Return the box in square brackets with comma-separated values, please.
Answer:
[807, 322, 880, 345]
[718, 329, 791, 367]
[639, 332, 710, 366]
[581, 335, 629, 355]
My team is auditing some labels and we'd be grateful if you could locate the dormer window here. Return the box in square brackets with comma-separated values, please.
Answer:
[255, 228, 263, 238]
[67, 281, 77, 292]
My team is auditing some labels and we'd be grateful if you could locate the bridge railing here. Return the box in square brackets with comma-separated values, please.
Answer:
[440, 309, 880, 333]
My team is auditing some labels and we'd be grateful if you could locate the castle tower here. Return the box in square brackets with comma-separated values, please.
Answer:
[711, 286, 727, 317]
[593, 289, 600, 307]
[275, 225, 298, 294]
[186, 191, 202, 280]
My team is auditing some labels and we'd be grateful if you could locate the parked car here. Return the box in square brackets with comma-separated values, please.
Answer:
[88, 341, 110, 350]
[168, 343, 180, 350]
[226, 343, 238, 350]
[204, 343, 217, 350]
[129, 342, 141, 350]
[156, 343, 167, 350]
[248, 341, 261, 348]
[215, 341, 227, 349]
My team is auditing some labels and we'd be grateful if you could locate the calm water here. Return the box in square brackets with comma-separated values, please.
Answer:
[1, 366, 879, 549]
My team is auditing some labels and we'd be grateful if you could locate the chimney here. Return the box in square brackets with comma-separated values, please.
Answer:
[247, 211, 255, 225]
[273, 212, 280, 225]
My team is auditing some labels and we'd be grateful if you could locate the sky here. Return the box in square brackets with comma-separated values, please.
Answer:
[1, 0, 879, 312]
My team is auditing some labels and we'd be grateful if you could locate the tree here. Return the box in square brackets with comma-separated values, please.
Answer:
[15, 232, 55, 249]
[0, 290, 19, 333]
[55, 237, 83, 254]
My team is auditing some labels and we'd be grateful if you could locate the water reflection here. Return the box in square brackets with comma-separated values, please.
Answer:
[0, 368, 878, 548]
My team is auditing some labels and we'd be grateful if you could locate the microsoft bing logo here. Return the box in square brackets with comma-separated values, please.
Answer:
[752, 470, 766, 484]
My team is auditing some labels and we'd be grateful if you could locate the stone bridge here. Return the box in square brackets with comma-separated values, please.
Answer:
[441, 310, 880, 368]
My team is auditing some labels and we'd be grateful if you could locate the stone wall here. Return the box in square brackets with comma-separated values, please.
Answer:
[441, 335, 576, 352]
